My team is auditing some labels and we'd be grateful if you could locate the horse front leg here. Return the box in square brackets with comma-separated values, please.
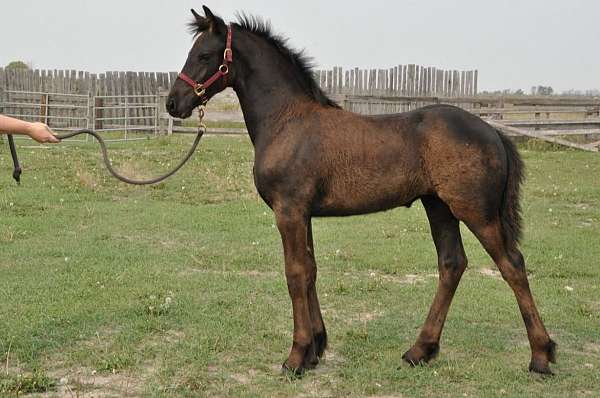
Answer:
[305, 219, 327, 366]
[275, 209, 316, 375]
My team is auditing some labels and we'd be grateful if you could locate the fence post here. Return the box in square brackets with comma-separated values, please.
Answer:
[94, 96, 103, 130]
[124, 96, 129, 140]
[40, 93, 49, 124]
[158, 90, 168, 135]
[86, 93, 92, 136]
[0, 86, 3, 140]
[155, 93, 160, 136]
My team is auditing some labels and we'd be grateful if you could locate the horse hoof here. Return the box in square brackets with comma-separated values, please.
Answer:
[529, 360, 554, 376]
[402, 350, 421, 367]
[402, 342, 440, 366]
[302, 355, 319, 370]
[529, 339, 557, 375]
[281, 362, 305, 378]
[301, 333, 327, 369]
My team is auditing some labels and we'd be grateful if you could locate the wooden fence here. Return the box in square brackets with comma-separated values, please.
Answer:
[334, 94, 600, 119]
[0, 66, 478, 98]
[3, 67, 598, 151]
[315, 66, 478, 97]
[329, 93, 600, 151]
[0, 68, 175, 131]
[0, 67, 177, 95]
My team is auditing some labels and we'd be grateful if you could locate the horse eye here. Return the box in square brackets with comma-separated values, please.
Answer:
[197, 54, 210, 61]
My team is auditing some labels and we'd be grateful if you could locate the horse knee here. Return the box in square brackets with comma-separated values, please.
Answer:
[438, 251, 467, 277]
[438, 256, 467, 289]
[507, 249, 525, 270]
[285, 263, 315, 292]
[497, 257, 529, 288]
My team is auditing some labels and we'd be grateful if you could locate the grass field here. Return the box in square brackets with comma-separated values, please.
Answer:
[0, 135, 599, 397]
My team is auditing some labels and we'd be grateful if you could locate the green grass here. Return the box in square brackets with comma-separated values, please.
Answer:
[0, 136, 599, 397]
[182, 119, 246, 129]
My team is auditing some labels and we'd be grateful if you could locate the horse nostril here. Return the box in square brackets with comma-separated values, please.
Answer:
[166, 98, 177, 113]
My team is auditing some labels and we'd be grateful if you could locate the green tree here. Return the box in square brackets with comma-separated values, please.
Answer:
[5, 61, 30, 70]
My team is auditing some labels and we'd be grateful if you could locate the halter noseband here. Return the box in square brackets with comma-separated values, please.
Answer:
[177, 25, 233, 105]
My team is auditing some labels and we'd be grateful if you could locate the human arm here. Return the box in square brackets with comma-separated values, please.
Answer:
[0, 115, 59, 143]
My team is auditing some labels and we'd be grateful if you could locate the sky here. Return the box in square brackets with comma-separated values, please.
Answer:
[1, 0, 598, 92]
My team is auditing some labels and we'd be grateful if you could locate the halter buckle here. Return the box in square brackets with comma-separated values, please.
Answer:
[223, 48, 232, 62]
[194, 84, 206, 97]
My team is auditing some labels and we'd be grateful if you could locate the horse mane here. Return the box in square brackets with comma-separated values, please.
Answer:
[188, 12, 339, 108]
[234, 14, 339, 108]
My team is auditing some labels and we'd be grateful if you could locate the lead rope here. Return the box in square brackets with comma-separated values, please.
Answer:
[7, 134, 22, 184]
[7, 106, 207, 186]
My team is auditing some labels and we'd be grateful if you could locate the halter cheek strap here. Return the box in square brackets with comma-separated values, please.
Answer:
[178, 25, 233, 104]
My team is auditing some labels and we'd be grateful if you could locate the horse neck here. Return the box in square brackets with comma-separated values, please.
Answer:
[231, 30, 314, 146]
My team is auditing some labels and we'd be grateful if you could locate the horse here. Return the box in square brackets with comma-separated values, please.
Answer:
[166, 6, 556, 376]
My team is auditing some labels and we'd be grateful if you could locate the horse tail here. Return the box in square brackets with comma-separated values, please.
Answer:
[498, 131, 525, 247]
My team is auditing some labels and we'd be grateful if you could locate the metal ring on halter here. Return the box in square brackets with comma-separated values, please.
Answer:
[219, 64, 229, 74]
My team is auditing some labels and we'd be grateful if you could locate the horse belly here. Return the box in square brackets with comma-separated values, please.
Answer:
[313, 167, 422, 216]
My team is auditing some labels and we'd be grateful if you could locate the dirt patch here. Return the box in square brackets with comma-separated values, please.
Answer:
[295, 350, 347, 397]
[41, 366, 146, 397]
[351, 311, 384, 323]
[229, 368, 259, 385]
[571, 202, 594, 210]
[30, 328, 179, 397]
[382, 273, 424, 284]
[359, 270, 438, 285]
[367, 396, 406, 398]
[584, 342, 600, 354]
[76, 168, 99, 190]
[158, 238, 178, 248]
[180, 264, 278, 279]
[320, 350, 346, 368]
[140, 329, 186, 349]
[72, 326, 123, 352]
[478, 268, 503, 280]
[324, 306, 385, 328]
[115, 161, 152, 181]
[578, 219, 593, 228]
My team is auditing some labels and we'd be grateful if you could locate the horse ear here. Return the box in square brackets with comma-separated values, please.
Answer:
[202, 5, 226, 35]
[202, 6, 215, 20]
[191, 8, 203, 22]
[190, 8, 210, 32]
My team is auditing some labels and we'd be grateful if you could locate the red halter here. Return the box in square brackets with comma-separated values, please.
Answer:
[178, 25, 233, 104]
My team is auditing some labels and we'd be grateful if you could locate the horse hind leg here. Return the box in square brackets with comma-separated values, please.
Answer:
[403, 196, 468, 366]
[464, 217, 556, 374]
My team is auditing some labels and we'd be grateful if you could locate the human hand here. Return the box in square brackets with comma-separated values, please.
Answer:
[27, 122, 60, 143]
